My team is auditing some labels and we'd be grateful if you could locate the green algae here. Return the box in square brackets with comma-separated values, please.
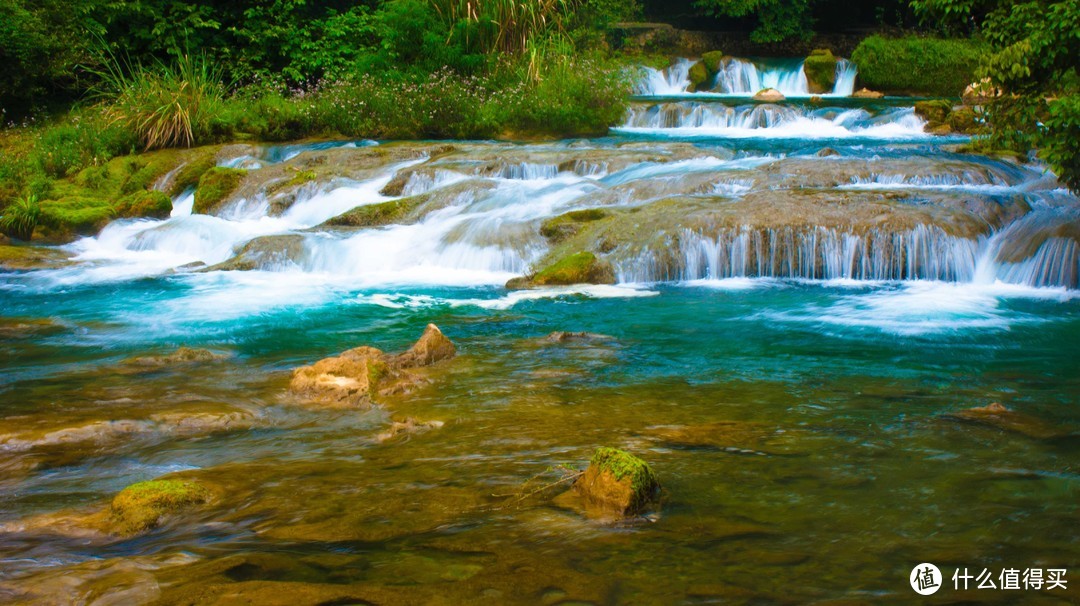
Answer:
[590, 447, 659, 496]
[526, 251, 616, 287]
[701, 51, 725, 74]
[111, 479, 212, 535]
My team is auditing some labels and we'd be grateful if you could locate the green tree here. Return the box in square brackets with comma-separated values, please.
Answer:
[912, 0, 1080, 190]
[693, 0, 815, 43]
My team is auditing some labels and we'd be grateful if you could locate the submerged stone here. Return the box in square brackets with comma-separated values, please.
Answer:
[567, 447, 660, 519]
[289, 324, 456, 408]
[543, 331, 614, 344]
[376, 417, 445, 443]
[111, 479, 212, 535]
[0, 316, 67, 340]
[122, 347, 226, 370]
[942, 403, 1068, 440]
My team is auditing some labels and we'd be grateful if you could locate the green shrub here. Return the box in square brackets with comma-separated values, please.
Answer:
[851, 35, 989, 96]
[93, 53, 231, 150]
[0, 194, 40, 240]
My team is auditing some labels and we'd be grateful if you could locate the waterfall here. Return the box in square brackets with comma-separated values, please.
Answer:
[618, 103, 929, 139]
[614, 225, 979, 283]
[637, 58, 860, 97]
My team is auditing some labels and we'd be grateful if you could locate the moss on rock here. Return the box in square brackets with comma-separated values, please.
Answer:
[38, 197, 114, 234]
[701, 50, 725, 74]
[914, 100, 953, 126]
[517, 251, 616, 288]
[569, 447, 660, 518]
[0, 245, 73, 271]
[803, 49, 838, 94]
[115, 190, 172, 219]
[168, 152, 219, 197]
[111, 479, 212, 535]
[539, 209, 610, 242]
[326, 197, 420, 228]
[688, 60, 710, 92]
[194, 167, 246, 215]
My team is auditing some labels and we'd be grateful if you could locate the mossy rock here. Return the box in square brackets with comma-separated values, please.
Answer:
[194, 167, 247, 215]
[512, 252, 616, 288]
[701, 50, 725, 74]
[803, 49, 838, 94]
[947, 107, 980, 134]
[570, 447, 660, 518]
[111, 479, 212, 535]
[539, 209, 610, 243]
[115, 190, 172, 219]
[168, 152, 218, 197]
[914, 100, 954, 128]
[688, 61, 710, 92]
[325, 197, 420, 228]
[0, 245, 73, 271]
[38, 197, 114, 234]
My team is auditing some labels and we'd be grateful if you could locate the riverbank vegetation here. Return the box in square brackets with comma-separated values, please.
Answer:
[0, 0, 1077, 241]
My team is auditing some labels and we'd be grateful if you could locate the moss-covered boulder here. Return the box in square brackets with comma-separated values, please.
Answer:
[326, 198, 421, 228]
[701, 50, 725, 74]
[947, 107, 980, 134]
[115, 190, 172, 219]
[803, 49, 838, 94]
[539, 209, 609, 243]
[38, 197, 115, 235]
[687, 60, 710, 92]
[0, 245, 73, 271]
[914, 100, 953, 126]
[166, 152, 218, 197]
[193, 167, 246, 215]
[111, 479, 212, 535]
[508, 251, 616, 289]
[571, 447, 660, 518]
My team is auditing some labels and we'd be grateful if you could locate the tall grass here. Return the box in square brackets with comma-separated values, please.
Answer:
[428, 0, 582, 55]
[91, 53, 229, 150]
[0, 194, 41, 241]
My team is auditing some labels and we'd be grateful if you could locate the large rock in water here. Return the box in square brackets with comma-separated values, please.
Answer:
[289, 324, 456, 408]
[753, 88, 785, 102]
[802, 49, 838, 94]
[570, 447, 660, 519]
[111, 479, 212, 535]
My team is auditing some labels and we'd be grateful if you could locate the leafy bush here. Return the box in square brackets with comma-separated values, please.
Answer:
[0, 193, 40, 240]
[851, 35, 988, 96]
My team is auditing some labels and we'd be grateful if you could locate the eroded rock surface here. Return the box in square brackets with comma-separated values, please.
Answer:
[289, 324, 456, 408]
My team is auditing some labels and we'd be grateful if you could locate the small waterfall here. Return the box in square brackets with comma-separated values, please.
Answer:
[618, 103, 928, 139]
[615, 225, 979, 283]
[637, 59, 692, 95]
[638, 58, 859, 97]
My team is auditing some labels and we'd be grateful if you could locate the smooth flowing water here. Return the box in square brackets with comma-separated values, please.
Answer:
[1, 84, 1078, 604]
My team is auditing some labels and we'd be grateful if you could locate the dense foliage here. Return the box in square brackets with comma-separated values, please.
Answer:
[912, 0, 1079, 189]
[851, 36, 988, 96]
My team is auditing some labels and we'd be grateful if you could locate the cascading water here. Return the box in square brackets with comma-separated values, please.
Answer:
[638, 57, 858, 97]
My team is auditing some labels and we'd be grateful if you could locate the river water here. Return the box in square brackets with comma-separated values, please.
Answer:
[1, 64, 1078, 604]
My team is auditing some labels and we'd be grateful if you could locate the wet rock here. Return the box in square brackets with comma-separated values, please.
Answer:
[687, 60, 710, 92]
[377, 417, 445, 443]
[193, 167, 246, 215]
[203, 234, 307, 272]
[543, 331, 614, 344]
[0, 244, 73, 271]
[122, 347, 226, 370]
[111, 479, 212, 535]
[803, 49, 837, 94]
[816, 147, 840, 157]
[942, 403, 1068, 440]
[753, 88, 785, 102]
[289, 324, 456, 408]
[115, 190, 172, 219]
[947, 107, 980, 134]
[0, 316, 66, 339]
[565, 447, 660, 519]
[852, 88, 884, 99]
[507, 252, 616, 289]
[641, 421, 782, 455]
[539, 209, 609, 243]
